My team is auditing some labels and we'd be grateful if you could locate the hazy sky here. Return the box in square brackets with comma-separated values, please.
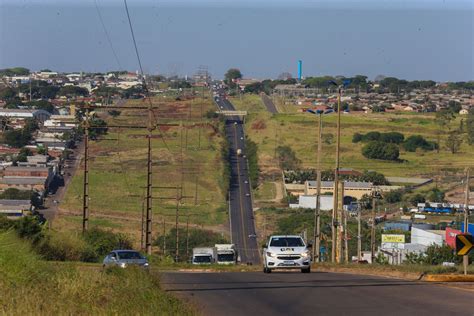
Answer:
[0, 0, 472, 81]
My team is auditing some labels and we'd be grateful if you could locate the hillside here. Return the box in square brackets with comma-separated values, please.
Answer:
[0, 231, 193, 315]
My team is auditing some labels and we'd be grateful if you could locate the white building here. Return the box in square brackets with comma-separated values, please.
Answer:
[411, 227, 445, 246]
[0, 109, 51, 123]
[289, 195, 334, 211]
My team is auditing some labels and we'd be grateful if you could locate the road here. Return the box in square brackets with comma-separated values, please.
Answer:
[213, 90, 260, 265]
[260, 93, 278, 114]
[161, 271, 474, 316]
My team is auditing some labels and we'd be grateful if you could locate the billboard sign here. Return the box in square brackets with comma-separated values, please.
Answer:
[381, 234, 405, 243]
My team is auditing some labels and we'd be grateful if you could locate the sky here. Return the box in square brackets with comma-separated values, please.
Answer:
[0, 0, 473, 81]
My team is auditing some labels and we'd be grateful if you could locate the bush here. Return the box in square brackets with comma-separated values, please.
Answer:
[37, 231, 96, 262]
[364, 131, 381, 142]
[14, 215, 44, 243]
[379, 132, 405, 144]
[384, 190, 403, 203]
[83, 228, 133, 257]
[352, 133, 363, 143]
[409, 194, 425, 206]
[423, 244, 460, 265]
[362, 141, 399, 161]
[403, 135, 437, 152]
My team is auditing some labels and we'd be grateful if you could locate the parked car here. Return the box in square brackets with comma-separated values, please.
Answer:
[102, 250, 149, 269]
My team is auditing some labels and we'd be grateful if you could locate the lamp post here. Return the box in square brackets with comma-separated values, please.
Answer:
[306, 108, 324, 262]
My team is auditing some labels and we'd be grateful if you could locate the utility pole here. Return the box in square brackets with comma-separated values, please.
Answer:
[463, 167, 470, 275]
[332, 86, 342, 263]
[344, 207, 349, 263]
[175, 186, 181, 262]
[82, 110, 90, 233]
[371, 191, 377, 264]
[357, 203, 362, 261]
[313, 112, 323, 262]
[145, 97, 153, 255]
[140, 200, 145, 250]
[186, 214, 190, 262]
[336, 181, 344, 263]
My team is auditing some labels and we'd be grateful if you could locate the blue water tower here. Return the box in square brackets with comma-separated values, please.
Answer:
[297, 60, 302, 81]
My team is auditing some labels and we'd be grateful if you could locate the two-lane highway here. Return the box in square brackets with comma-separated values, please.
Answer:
[162, 271, 474, 316]
[214, 91, 260, 265]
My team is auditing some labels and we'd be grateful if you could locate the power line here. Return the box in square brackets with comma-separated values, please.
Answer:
[94, 0, 122, 70]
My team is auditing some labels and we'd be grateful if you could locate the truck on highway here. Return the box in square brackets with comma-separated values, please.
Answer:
[215, 244, 238, 264]
[263, 235, 312, 273]
[192, 247, 217, 265]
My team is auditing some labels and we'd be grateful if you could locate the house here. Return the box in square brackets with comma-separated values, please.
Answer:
[304, 181, 373, 200]
[0, 199, 33, 218]
[289, 195, 334, 210]
[0, 109, 51, 123]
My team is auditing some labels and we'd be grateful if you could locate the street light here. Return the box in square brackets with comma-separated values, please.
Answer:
[305, 108, 330, 262]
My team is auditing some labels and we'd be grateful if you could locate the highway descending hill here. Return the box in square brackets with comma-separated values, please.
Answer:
[213, 88, 260, 265]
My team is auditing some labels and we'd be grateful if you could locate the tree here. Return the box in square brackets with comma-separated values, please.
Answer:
[447, 100, 462, 114]
[361, 141, 399, 161]
[17, 147, 33, 162]
[383, 190, 403, 203]
[0, 87, 17, 101]
[445, 131, 463, 154]
[59, 86, 89, 97]
[276, 145, 301, 170]
[409, 194, 425, 206]
[426, 188, 445, 202]
[0, 67, 29, 76]
[224, 68, 242, 86]
[25, 100, 55, 114]
[379, 132, 404, 144]
[37, 146, 48, 155]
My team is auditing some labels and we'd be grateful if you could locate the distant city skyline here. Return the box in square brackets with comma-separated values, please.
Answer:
[0, 1, 472, 81]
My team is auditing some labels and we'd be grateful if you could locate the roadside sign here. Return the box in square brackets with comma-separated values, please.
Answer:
[382, 234, 405, 243]
[456, 233, 473, 256]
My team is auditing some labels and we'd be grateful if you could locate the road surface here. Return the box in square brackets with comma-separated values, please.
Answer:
[213, 90, 260, 265]
[161, 271, 474, 316]
[260, 93, 278, 114]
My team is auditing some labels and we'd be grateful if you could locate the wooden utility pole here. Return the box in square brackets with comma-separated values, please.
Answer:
[140, 200, 145, 250]
[313, 113, 323, 262]
[344, 207, 349, 263]
[336, 181, 344, 263]
[371, 192, 377, 264]
[145, 98, 153, 255]
[82, 111, 90, 234]
[332, 87, 342, 263]
[463, 167, 470, 275]
[175, 186, 181, 262]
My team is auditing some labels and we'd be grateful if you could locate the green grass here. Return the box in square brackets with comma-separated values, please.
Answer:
[0, 231, 194, 315]
[229, 94, 266, 113]
[315, 262, 474, 275]
[254, 182, 276, 201]
[244, 111, 474, 177]
[62, 97, 227, 232]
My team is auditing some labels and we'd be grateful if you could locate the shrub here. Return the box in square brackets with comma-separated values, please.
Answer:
[37, 231, 94, 262]
[83, 228, 133, 257]
[384, 190, 403, 203]
[379, 132, 405, 144]
[362, 141, 400, 161]
[364, 131, 381, 142]
[403, 135, 437, 152]
[352, 133, 363, 143]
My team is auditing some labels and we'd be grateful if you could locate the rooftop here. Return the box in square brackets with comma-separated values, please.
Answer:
[306, 181, 373, 189]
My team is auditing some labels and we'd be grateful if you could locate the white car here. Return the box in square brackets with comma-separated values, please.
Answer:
[263, 235, 312, 273]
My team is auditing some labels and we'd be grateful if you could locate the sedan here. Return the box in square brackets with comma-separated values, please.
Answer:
[103, 250, 149, 269]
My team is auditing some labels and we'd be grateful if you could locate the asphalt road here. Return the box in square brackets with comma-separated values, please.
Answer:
[161, 271, 474, 316]
[213, 90, 260, 265]
[260, 93, 278, 114]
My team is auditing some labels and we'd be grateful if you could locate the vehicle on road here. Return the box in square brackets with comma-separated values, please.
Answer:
[215, 244, 238, 264]
[192, 247, 217, 264]
[263, 235, 312, 273]
[102, 250, 149, 269]
[237, 148, 242, 156]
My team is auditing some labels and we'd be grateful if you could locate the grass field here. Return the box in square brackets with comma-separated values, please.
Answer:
[61, 95, 228, 242]
[0, 231, 193, 315]
[232, 95, 473, 179]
